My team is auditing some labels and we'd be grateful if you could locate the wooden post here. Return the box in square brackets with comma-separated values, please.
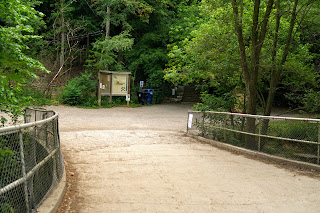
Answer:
[127, 74, 131, 107]
[109, 73, 112, 103]
[98, 71, 101, 106]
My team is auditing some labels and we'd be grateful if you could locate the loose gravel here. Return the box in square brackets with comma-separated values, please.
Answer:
[49, 104, 320, 213]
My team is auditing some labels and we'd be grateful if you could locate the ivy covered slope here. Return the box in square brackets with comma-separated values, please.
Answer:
[0, 0, 48, 124]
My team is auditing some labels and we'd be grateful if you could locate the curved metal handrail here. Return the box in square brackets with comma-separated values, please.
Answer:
[0, 109, 63, 212]
[0, 111, 58, 133]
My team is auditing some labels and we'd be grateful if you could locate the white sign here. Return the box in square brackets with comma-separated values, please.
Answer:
[188, 113, 193, 129]
[140, 81, 144, 88]
[126, 94, 131, 102]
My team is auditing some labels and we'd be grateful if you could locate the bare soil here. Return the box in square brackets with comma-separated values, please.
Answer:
[51, 104, 320, 213]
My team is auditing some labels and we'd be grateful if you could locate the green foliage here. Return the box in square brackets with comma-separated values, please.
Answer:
[298, 1, 320, 68]
[0, 0, 48, 124]
[0, 133, 21, 185]
[165, 0, 205, 84]
[86, 0, 150, 71]
[302, 89, 320, 113]
[0, 132, 21, 212]
[193, 92, 234, 112]
[269, 121, 318, 142]
[88, 32, 134, 70]
[94, 0, 144, 29]
[0, 84, 33, 125]
[151, 90, 165, 104]
[1, 0, 316, 114]
[165, 1, 245, 113]
[125, 0, 182, 91]
[264, 120, 319, 159]
[165, 1, 241, 84]
[126, 42, 169, 88]
[166, 0, 319, 113]
[61, 73, 96, 106]
[23, 87, 55, 107]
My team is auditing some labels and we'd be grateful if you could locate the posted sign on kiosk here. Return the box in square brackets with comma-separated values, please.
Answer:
[98, 71, 131, 106]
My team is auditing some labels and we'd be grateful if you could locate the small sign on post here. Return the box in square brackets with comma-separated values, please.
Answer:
[140, 81, 144, 88]
[126, 94, 131, 102]
[188, 113, 193, 129]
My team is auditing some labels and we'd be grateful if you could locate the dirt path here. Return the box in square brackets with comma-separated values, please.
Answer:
[49, 104, 320, 212]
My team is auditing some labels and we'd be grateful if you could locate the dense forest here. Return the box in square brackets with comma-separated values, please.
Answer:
[1, 0, 320, 122]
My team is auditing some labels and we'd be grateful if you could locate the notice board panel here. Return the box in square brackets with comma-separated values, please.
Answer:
[112, 74, 127, 94]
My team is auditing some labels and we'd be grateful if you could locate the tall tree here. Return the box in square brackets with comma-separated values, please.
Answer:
[126, 0, 181, 89]
[40, 0, 101, 91]
[165, 0, 318, 150]
[231, 0, 316, 149]
[88, 0, 151, 71]
[231, 0, 275, 149]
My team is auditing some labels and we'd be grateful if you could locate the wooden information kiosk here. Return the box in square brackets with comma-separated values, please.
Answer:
[98, 71, 131, 106]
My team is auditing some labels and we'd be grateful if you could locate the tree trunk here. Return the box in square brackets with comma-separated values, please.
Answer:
[86, 34, 90, 59]
[60, 0, 65, 73]
[106, 7, 110, 38]
[232, 0, 255, 149]
[232, 0, 274, 150]
[231, 0, 249, 84]
[105, 6, 110, 70]
[243, 0, 261, 150]
[261, 0, 299, 149]
[245, 84, 258, 149]
[261, 0, 281, 139]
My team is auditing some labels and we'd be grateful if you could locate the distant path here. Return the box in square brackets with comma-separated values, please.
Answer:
[49, 104, 320, 212]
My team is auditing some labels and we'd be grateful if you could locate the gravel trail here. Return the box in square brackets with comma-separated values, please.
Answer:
[49, 104, 320, 213]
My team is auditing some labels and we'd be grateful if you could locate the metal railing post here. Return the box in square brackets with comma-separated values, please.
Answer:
[19, 130, 30, 213]
[201, 112, 205, 137]
[317, 123, 320, 165]
[52, 119, 58, 182]
[223, 114, 227, 142]
[187, 112, 190, 134]
[258, 118, 261, 152]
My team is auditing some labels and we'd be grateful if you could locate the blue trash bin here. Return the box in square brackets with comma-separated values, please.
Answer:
[146, 89, 153, 104]
[137, 89, 153, 105]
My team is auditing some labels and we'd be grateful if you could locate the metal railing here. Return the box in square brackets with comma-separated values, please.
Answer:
[0, 108, 64, 213]
[187, 111, 320, 165]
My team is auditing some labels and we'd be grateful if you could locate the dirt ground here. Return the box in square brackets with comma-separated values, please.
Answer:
[49, 104, 320, 213]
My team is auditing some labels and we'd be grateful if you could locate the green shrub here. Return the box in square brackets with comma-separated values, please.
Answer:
[268, 121, 318, 142]
[22, 87, 54, 106]
[266, 121, 319, 156]
[61, 73, 97, 106]
[193, 92, 234, 112]
[0, 133, 21, 212]
[302, 89, 320, 113]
